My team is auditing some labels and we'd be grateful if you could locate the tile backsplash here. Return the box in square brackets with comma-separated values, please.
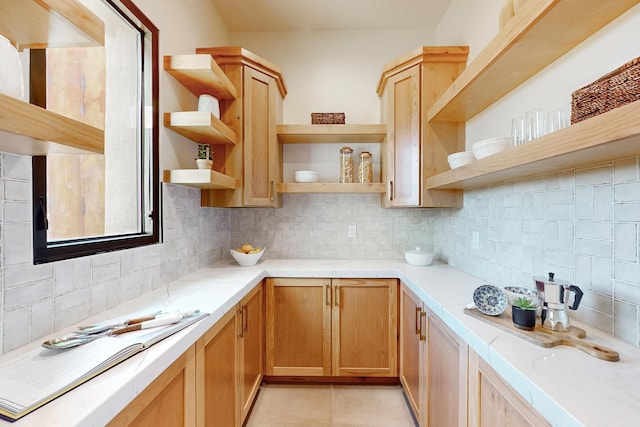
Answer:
[0, 154, 229, 353]
[435, 157, 640, 347]
[2, 152, 640, 353]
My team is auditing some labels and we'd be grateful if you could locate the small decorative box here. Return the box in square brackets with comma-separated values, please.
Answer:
[311, 113, 345, 124]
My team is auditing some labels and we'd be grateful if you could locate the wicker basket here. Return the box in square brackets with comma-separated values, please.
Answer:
[571, 56, 640, 124]
[311, 113, 345, 124]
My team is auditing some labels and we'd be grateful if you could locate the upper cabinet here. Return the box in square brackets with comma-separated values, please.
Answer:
[0, 0, 105, 156]
[425, 0, 640, 193]
[195, 47, 287, 208]
[378, 47, 468, 208]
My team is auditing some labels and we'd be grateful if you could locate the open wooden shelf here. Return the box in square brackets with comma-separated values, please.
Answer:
[0, 93, 104, 155]
[277, 182, 386, 194]
[277, 124, 386, 143]
[163, 169, 237, 190]
[164, 54, 237, 100]
[427, 0, 639, 122]
[0, 0, 104, 50]
[164, 112, 236, 145]
[426, 101, 640, 190]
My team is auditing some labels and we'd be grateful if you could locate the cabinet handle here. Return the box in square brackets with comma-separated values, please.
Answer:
[237, 307, 244, 338]
[419, 311, 426, 341]
[415, 307, 421, 335]
[326, 285, 332, 306]
[243, 305, 249, 333]
[334, 285, 340, 307]
[388, 180, 394, 201]
[270, 181, 275, 201]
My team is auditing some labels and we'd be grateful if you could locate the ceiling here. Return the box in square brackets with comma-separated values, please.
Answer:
[210, 0, 452, 32]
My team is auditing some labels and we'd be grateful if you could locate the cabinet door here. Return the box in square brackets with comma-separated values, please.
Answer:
[400, 283, 425, 425]
[383, 65, 421, 207]
[425, 311, 468, 427]
[243, 66, 280, 207]
[238, 282, 264, 423]
[108, 348, 196, 427]
[197, 309, 238, 427]
[265, 278, 332, 376]
[333, 278, 398, 377]
[468, 351, 550, 427]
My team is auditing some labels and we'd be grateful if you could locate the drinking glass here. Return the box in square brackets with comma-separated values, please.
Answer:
[526, 108, 546, 141]
[511, 115, 526, 145]
[547, 107, 569, 133]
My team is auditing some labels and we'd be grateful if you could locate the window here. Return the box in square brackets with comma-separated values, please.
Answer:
[31, 0, 159, 263]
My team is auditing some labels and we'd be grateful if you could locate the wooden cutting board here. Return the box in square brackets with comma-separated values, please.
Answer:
[464, 307, 619, 362]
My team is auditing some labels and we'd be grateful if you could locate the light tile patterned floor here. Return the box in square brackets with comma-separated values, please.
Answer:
[245, 384, 417, 427]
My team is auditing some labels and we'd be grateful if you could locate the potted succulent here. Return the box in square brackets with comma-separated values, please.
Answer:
[511, 296, 537, 331]
[196, 144, 213, 169]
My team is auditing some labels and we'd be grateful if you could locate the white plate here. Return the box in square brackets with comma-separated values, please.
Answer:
[472, 284, 508, 316]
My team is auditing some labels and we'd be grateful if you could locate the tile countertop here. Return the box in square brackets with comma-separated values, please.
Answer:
[3, 259, 640, 427]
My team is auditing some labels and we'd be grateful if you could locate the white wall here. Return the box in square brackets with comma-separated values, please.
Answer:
[133, 0, 232, 171]
[434, 1, 640, 346]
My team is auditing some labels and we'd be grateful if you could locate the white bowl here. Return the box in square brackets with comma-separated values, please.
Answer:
[404, 247, 434, 266]
[472, 137, 513, 159]
[503, 286, 539, 306]
[447, 151, 475, 169]
[230, 247, 265, 266]
[294, 170, 318, 183]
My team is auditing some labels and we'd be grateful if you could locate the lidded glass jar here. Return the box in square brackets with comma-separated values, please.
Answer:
[358, 151, 372, 183]
[339, 146, 353, 183]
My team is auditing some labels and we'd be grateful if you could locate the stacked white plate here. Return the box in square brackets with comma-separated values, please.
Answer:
[294, 170, 318, 183]
[472, 137, 513, 159]
[447, 151, 475, 169]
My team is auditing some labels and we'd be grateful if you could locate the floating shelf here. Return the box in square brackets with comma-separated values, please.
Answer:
[0, 0, 104, 50]
[277, 124, 387, 143]
[0, 93, 104, 155]
[427, 0, 639, 122]
[277, 182, 386, 194]
[164, 54, 237, 100]
[163, 169, 237, 190]
[426, 101, 640, 190]
[164, 112, 236, 145]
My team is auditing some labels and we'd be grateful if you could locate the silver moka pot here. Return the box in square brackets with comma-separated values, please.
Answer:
[534, 272, 583, 331]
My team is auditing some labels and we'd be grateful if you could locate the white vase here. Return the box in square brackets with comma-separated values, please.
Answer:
[196, 159, 213, 169]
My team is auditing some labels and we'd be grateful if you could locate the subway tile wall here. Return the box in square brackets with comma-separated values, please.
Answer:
[0, 154, 229, 354]
[434, 157, 640, 347]
[230, 193, 437, 259]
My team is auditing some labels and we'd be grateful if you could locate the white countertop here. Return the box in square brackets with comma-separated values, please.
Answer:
[2, 259, 639, 426]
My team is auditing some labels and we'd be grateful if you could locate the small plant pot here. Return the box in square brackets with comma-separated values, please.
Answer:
[196, 159, 213, 170]
[512, 306, 536, 331]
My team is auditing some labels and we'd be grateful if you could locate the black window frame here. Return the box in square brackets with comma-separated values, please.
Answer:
[31, 0, 160, 264]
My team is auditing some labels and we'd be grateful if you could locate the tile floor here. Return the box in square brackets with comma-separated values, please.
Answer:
[245, 384, 417, 427]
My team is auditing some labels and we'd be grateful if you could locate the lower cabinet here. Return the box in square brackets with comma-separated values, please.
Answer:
[108, 282, 264, 427]
[266, 277, 398, 377]
[197, 282, 264, 427]
[400, 282, 467, 427]
[468, 350, 550, 427]
[107, 347, 196, 427]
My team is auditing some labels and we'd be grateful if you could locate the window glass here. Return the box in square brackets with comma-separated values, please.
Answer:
[32, 0, 159, 263]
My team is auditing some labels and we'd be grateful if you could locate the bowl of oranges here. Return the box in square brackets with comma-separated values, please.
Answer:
[230, 243, 265, 266]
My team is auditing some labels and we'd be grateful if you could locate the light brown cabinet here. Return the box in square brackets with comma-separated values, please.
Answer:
[400, 282, 467, 427]
[266, 278, 397, 377]
[377, 47, 468, 208]
[468, 350, 550, 427]
[196, 47, 286, 208]
[196, 282, 264, 427]
[107, 348, 196, 427]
